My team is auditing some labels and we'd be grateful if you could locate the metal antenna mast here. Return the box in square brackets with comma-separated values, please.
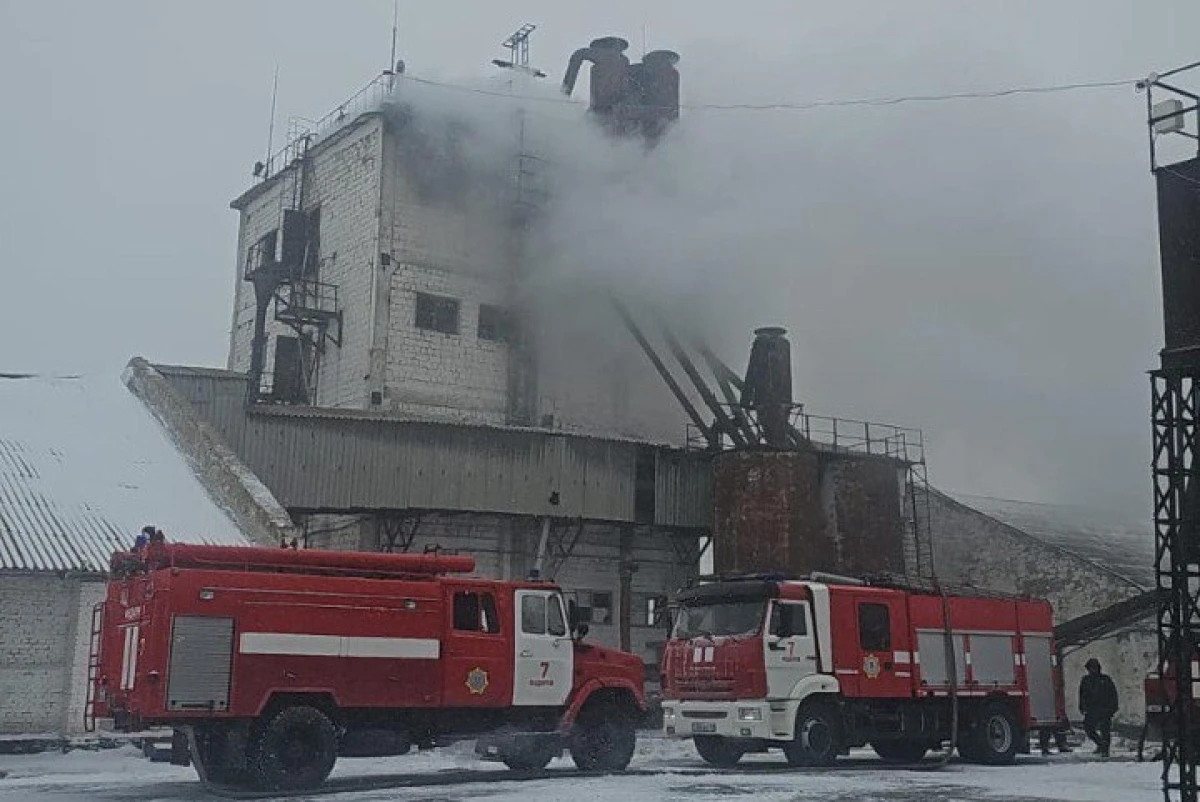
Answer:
[1141, 62, 1200, 802]
[503, 23, 536, 68]
[390, 0, 399, 70]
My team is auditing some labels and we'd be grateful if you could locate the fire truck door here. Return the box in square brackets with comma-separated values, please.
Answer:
[855, 598, 911, 698]
[513, 590, 573, 707]
[443, 589, 508, 707]
[764, 600, 816, 697]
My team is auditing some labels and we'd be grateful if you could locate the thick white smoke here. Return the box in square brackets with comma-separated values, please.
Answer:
[366, 56, 1157, 511]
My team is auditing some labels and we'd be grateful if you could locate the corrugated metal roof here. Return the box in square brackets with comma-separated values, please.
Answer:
[951, 492, 1154, 589]
[0, 375, 248, 573]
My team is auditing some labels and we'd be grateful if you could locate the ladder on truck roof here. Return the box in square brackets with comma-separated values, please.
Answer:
[83, 600, 105, 733]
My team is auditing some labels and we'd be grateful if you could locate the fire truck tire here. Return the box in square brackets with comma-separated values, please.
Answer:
[783, 700, 842, 767]
[569, 703, 637, 772]
[502, 737, 559, 771]
[693, 736, 745, 767]
[962, 701, 1020, 766]
[247, 705, 338, 791]
[870, 740, 928, 763]
[190, 724, 251, 787]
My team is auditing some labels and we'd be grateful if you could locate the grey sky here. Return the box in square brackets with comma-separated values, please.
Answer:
[2, 1, 1196, 516]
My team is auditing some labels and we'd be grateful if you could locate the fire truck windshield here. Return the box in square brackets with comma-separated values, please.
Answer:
[672, 600, 764, 639]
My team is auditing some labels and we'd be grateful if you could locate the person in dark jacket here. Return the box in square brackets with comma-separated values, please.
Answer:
[1079, 657, 1118, 756]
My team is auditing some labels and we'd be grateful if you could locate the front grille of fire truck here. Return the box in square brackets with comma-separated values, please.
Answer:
[675, 677, 737, 698]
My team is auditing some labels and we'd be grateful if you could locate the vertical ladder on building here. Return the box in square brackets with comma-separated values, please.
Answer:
[901, 446, 935, 581]
[83, 600, 106, 732]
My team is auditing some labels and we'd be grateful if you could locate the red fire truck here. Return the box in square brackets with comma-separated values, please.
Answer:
[660, 575, 1067, 766]
[88, 542, 646, 791]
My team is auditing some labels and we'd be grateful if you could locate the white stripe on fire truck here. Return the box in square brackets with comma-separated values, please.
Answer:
[239, 633, 440, 659]
[120, 624, 140, 690]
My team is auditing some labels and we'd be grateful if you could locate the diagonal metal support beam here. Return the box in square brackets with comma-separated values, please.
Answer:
[659, 326, 746, 447]
[610, 297, 713, 445]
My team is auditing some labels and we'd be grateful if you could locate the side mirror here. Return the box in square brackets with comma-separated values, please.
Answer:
[568, 599, 579, 629]
[574, 622, 589, 642]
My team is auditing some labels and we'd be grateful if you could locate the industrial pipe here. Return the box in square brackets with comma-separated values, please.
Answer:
[142, 542, 475, 576]
[561, 36, 630, 112]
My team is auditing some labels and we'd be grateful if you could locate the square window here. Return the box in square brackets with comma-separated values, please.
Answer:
[453, 591, 481, 632]
[477, 304, 510, 342]
[454, 591, 501, 634]
[574, 590, 614, 625]
[769, 602, 809, 638]
[415, 293, 460, 335]
[858, 602, 891, 651]
[638, 594, 669, 628]
[521, 595, 547, 635]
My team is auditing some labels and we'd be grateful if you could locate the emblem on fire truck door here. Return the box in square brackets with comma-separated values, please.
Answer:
[863, 654, 882, 679]
[466, 667, 489, 695]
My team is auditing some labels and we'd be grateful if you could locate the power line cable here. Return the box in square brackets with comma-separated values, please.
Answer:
[400, 74, 1134, 113]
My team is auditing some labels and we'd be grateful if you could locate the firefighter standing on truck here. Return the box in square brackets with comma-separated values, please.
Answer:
[1079, 657, 1119, 757]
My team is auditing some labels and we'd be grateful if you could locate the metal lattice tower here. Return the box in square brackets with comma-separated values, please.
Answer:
[1143, 61, 1200, 802]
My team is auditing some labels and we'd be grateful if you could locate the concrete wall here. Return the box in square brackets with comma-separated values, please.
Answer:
[0, 573, 104, 735]
[926, 490, 1153, 726]
[372, 107, 516, 423]
[382, 264, 509, 422]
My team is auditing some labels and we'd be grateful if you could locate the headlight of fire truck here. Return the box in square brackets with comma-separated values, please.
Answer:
[738, 707, 762, 721]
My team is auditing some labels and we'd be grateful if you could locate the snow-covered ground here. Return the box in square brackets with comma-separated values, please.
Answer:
[0, 735, 1163, 802]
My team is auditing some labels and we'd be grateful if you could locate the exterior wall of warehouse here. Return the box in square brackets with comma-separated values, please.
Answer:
[228, 116, 385, 409]
[0, 573, 104, 735]
[926, 490, 1155, 727]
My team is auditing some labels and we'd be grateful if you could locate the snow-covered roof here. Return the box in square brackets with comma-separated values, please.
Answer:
[950, 492, 1154, 589]
[0, 374, 247, 574]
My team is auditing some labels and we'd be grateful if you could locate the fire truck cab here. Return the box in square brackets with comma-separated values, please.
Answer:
[89, 542, 645, 791]
[661, 575, 1066, 767]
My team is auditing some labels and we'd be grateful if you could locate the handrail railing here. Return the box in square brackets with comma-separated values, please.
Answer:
[259, 72, 398, 180]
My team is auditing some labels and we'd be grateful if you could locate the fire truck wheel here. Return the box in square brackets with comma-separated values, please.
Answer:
[693, 736, 745, 767]
[190, 724, 251, 787]
[248, 705, 338, 791]
[783, 700, 841, 767]
[964, 701, 1020, 766]
[569, 704, 637, 772]
[502, 737, 558, 771]
[871, 740, 928, 763]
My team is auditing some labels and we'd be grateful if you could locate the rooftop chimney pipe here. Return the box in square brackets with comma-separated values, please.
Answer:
[741, 327, 793, 448]
[561, 36, 631, 113]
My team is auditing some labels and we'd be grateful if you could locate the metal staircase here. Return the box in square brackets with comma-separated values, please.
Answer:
[243, 144, 342, 404]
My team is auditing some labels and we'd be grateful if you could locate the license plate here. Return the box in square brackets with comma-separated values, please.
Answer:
[691, 722, 717, 734]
